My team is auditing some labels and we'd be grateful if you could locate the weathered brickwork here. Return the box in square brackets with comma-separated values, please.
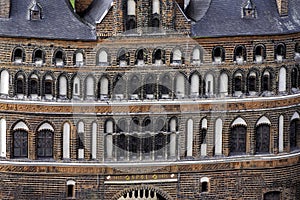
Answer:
[0, 0, 299, 199]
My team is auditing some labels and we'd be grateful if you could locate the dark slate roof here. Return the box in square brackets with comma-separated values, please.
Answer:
[189, 0, 300, 37]
[185, 0, 211, 22]
[83, 0, 114, 25]
[0, 0, 96, 41]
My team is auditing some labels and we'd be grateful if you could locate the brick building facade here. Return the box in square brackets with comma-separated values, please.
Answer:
[0, 0, 300, 199]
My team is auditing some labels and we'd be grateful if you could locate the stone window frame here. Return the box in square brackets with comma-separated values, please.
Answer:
[12, 46, 26, 64]
[12, 129, 29, 158]
[261, 69, 273, 92]
[66, 180, 76, 199]
[274, 42, 286, 61]
[189, 71, 201, 98]
[36, 128, 54, 159]
[191, 46, 203, 65]
[247, 69, 260, 94]
[230, 124, 247, 155]
[200, 177, 210, 193]
[53, 48, 66, 67]
[253, 44, 266, 63]
[170, 47, 184, 65]
[73, 49, 85, 67]
[14, 71, 27, 96]
[212, 46, 225, 64]
[255, 116, 271, 154]
[144, 73, 156, 99]
[152, 47, 166, 65]
[233, 45, 247, 64]
[159, 73, 172, 99]
[232, 70, 245, 95]
[28, 71, 40, 96]
[42, 73, 55, 98]
[84, 74, 96, 100]
[290, 116, 300, 151]
[32, 48, 46, 66]
[113, 74, 126, 99]
[291, 66, 299, 89]
[98, 74, 111, 100]
[57, 73, 69, 99]
[135, 47, 148, 66]
[117, 48, 130, 66]
[128, 74, 141, 99]
[96, 48, 110, 66]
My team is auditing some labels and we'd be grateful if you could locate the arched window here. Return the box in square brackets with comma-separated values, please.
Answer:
[62, 122, 71, 159]
[200, 118, 207, 156]
[0, 70, 9, 96]
[73, 50, 84, 67]
[190, 73, 200, 97]
[0, 119, 6, 158]
[160, 74, 172, 99]
[262, 70, 271, 92]
[275, 43, 286, 62]
[247, 71, 257, 94]
[205, 73, 214, 96]
[72, 76, 81, 98]
[290, 118, 299, 150]
[156, 118, 166, 132]
[105, 120, 114, 159]
[291, 67, 299, 89]
[43, 74, 53, 99]
[28, 73, 39, 97]
[12, 47, 25, 63]
[175, 73, 185, 98]
[234, 45, 246, 64]
[37, 129, 54, 158]
[117, 49, 129, 66]
[97, 49, 109, 66]
[254, 44, 266, 63]
[171, 49, 183, 64]
[279, 115, 284, 153]
[230, 125, 247, 155]
[77, 121, 85, 159]
[116, 133, 127, 160]
[113, 75, 125, 99]
[219, 72, 228, 97]
[215, 118, 223, 156]
[212, 46, 225, 64]
[58, 75, 67, 99]
[278, 67, 286, 93]
[145, 75, 156, 99]
[13, 129, 28, 158]
[153, 48, 165, 65]
[233, 72, 243, 96]
[66, 180, 76, 198]
[200, 177, 210, 193]
[129, 75, 140, 99]
[186, 119, 193, 157]
[192, 47, 202, 65]
[53, 49, 66, 67]
[126, 0, 136, 31]
[15, 73, 25, 98]
[255, 121, 270, 154]
[32, 49, 45, 66]
[99, 76, 110, 100]
[152, 0, 160, 14]
[154, 132, 165, 159]
[135, 48, 147, 65]
[85, 75, 95, 99]
[263, 191, 281, 200]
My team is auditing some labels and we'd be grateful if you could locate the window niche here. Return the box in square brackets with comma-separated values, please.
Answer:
[32, 49, 45, 66]
[234, 45, 247, 64]
[254, 44, 266, 64]
[12, 47, 25, 64]
[53, 49, 66, 67]
[275, 43, 286, 62]
[212, 46, 225, 64]
[200, 177, 210, 193]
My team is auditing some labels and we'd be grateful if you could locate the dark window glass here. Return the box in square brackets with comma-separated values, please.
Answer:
[13, 130, 28, 158]
[45, 81, 52, 94]
[256, 124, 270, 153]
[290, 119, 299, 150]
[200, 128, 207, 144]
[291, 68, 298, 88]
[248, 76, 256, 91]
[262, 75, 270, 91]
[37, 130, 53, 158]
[201, 182, 208, 192]
[234, 76, 242, 91]
[67, 185, 74, 198]
[154, 133, 165, 158]
[230, 126, 246, 154]
[30, 79, 38, 94]
[16, 79, 24, 94]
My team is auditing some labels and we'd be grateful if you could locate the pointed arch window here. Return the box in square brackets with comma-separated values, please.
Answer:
[37, 129, 54, 158]
[73, 50, 84, 67]
[129, 75, 140, 99]
[255, 124, 270, 154]
[233, 72, 243, 96]
[291, 67, 299, 89]
[13, 130, 28, 158]
[145, 75, 156, 99]
[160, 74, 172, 99]
[43, 75, 53, 99]
[29, 74, 39, 97]
[97, 49, 109, 66]
[58, 75, 68, 99]
[205, 73, 214, 96]
[77, 121, 85, 159]
[0, 70, 9, 96]
[117, 49, 129, 66]
[135, 49, 147, 66]
[99, 76, 110, 100]
[190, 73, 200, 97]
[290, 118, 299, 150]
[72, 76, 81, 98]
[16, 74, 25, 96]
[262, 70, 271, 92]
[230, 125, 247, 155]
[113, 75, 125, 99]
[248, 71, 257, 93]
[219, 72, 228, 97]
[85, 75, 95, 99]
[175, 73, 185, 98]
[192, 47, 202, 65]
